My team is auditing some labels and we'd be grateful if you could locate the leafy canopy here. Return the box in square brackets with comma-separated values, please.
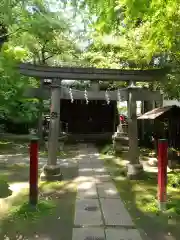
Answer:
[0, 0, 83, 124]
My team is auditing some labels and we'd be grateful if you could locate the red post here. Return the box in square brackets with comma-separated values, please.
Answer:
[29, 138, 38, 206]
[158, 139, 168, 211]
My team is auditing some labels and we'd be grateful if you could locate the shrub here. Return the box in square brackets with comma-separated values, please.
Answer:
[168, 173, 180, 188]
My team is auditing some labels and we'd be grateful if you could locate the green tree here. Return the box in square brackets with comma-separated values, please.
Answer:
[69, 0, 180, 99]
[9, 1, 80, 65]
[0, 0, 82, 131]
[0, 43, 38, 122]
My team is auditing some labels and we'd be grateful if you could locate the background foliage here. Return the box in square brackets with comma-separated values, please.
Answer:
[0, 0, 180, 133]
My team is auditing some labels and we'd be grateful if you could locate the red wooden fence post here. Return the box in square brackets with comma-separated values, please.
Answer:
[29, 137, 38, 206]
[158, 139, 168, 211]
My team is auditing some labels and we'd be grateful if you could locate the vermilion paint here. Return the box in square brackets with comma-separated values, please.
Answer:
[29, 138, 38, 206]
[158, 139, 168, 204]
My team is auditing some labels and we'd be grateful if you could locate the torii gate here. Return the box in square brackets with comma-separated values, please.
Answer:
[19, 63, 167, 180]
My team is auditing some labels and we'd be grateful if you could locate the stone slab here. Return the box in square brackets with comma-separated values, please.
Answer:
[78, 157, 91, 163]
[79, 168, 94, 177]
[91, 163, 105, 169]
[78, 159, 91, 165]
[74, 199, 103, 226]
[75, 176, 96, 185]
[77, 181, 98, 199]
[90, 158, 103, 162]
[79, 164, 92, 170]
[58, 158, 77, 168]
[89, 153, 100, 158]
[93, 167, 108, 174]
[72, 228, 105, 240]
[59, 162, 77, 168]
[105, 228, 142, 240]
[94, 174, 111, 183]
[100, 199, 134, 226]
[90, 157, 103, 162]
[97, 182, 120, 198]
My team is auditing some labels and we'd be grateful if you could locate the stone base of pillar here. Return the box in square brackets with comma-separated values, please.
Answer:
[40, 164, 63, 181]
[126, 163, 144, 180]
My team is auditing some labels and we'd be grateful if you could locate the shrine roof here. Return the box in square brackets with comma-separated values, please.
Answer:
[138, 105, 180, 120]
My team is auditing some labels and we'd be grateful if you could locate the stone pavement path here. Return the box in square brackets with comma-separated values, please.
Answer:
[72, 144, 143, 240]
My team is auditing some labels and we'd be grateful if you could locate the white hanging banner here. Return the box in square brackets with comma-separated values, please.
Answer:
[105, 90, 110, 104]
[69, 88, 74, 103]
[84, 89, 89, 104]
[117, 89, 121, 102]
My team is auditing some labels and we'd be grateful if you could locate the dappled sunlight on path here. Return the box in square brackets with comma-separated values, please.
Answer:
[72, 144, 143, 240]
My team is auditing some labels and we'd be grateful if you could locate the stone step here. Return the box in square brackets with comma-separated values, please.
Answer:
[121, 146, 129, 151]
[114, 136, 129, 146]
[114, 145, 129, 153]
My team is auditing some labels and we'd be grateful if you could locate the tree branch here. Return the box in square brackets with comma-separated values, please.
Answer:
[0, 27, 27, 39]
[44, 55, 54, 61]
[40, 40, 50, 64]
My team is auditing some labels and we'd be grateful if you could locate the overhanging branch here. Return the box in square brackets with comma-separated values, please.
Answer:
[44, 55, 54, 61]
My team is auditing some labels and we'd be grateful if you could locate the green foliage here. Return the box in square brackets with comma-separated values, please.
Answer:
[0, 178, 12, 198]
[168, 172, 180, 188]
[99, 144, 114, 155]
[76, 0, 180, 99]
[1, 0, 180, 124]
[0, 0, 82, 126]
[9, 0, 80, 64]
[0, 43, 39, 122]
[167, 199, 180, 215]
